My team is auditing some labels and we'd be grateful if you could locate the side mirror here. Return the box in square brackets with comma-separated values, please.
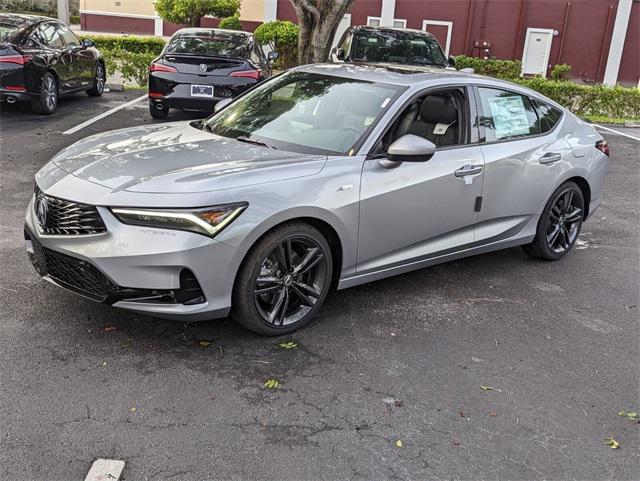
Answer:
[214, 97, 233, 113]
[448, 56, 456, 67]
[330, 47, 345, 62]
[82, 38, 94, 48]
[387, 134, 436, 162]
[267, 50, 279, 62]
[336, 48, 345, 60]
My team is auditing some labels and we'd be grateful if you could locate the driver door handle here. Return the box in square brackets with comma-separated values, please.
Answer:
[539, 152, 562, 164]
[454, 164, 483, 177]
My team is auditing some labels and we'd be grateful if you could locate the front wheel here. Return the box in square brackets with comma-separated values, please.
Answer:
[87, 62, 105, 96]
[30, 72, 58, 114]
[231, 222, 333, 335]
[523, 181, 585, 260]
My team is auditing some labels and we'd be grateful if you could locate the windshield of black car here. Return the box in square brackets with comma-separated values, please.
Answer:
[0, 22, 21, 42]
[202, 71, 403, 155]
[165, 33, 250, 58]
[351, 30, 447, 66]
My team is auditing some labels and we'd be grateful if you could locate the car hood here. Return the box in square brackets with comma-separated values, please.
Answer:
[50, 121, 327, 193]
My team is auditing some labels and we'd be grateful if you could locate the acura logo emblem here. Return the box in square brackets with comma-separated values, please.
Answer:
[199, 64, 208, 72]
[36, 194, 49, 228]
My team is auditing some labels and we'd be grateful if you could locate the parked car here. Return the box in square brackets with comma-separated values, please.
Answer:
[331, 25, 454, 68]
[25, 64, 609, 335]
[0, 13, 104, 114]
[148, 28, 277, 119]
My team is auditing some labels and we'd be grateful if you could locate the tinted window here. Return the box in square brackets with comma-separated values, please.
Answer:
[0, 22, 21, 42]
[165, 32, 250, 58]
[533, 99, 563, 133]
[34, 23, 64, 48]
[203, 72, 402, 154]
[351, 30, 446, 66]
[57, 24, 80, 47]
[477, 87, 540, 142]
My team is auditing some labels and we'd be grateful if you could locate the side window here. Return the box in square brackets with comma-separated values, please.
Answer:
[57, 24, 80, 47]
[532, 99, 563, 133]
[477, 87, 540, 142]
[35, 23, 64, 48]
[339, 32, 352, 57]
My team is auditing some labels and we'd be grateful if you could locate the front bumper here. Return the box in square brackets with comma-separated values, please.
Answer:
[24, 195, 241, 321]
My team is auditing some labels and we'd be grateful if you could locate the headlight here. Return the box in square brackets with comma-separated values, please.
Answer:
[111, 203, 247, 238]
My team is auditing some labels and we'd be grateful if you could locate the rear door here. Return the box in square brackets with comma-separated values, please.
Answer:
[33, 22, 73, 90]
[474, 85, 570, 243]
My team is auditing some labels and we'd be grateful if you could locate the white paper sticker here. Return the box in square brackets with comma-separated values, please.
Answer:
[433, 122, 451, 135]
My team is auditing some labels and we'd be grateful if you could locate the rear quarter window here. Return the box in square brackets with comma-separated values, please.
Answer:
[533, 99, 563, 133]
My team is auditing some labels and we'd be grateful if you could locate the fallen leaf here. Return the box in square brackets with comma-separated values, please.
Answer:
[198, 340, 211, 347]
[130, 407, 136, 413]
[395, 439, 403, 448]
[490, 412, 497, 417]
[480, 385, 502, 393]
[101, 361, 107, 367]
[278, 341, 297, 349]
[459, 411, 465, 417]
[618, 411, 626, 416]
[604, 437, 620, 449]
[101, 326, 118, 333]
[264, 378, 280, 389]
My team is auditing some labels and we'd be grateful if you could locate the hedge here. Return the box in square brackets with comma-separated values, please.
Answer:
[80, 34, 166, 55]
[254, 20, 299, 69]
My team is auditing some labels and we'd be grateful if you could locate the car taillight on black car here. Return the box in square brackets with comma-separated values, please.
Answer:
[596, 140, 610, 157]
[0, 54, 32, 65]
[228, 69, 261, 80]
[150, 62, 177, 73]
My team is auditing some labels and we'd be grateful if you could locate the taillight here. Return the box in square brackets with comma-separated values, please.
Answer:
[4, 85, 26, 92]
[149, 62, 177, 73]
[229, 69, 260, 80]
[0, 54, 32, 65]
[148, 91, 164, 98]
[596, 140, 609, 157]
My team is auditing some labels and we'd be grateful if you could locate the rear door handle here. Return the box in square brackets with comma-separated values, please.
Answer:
[454, 164, 483, 177]
[539, 152, 562, 164]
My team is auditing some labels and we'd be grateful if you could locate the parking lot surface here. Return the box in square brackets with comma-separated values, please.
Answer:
[1, 91, 638, 481]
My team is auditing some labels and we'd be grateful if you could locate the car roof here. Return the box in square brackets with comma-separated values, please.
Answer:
[350, 25, 437, 37]
[172, 28, 252, 38]
[0, 13, 53, 26]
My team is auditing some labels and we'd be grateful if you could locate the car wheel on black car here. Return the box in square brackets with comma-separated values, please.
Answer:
[232, 222, 333, 336]
[87, 62, 105, 97]
[31, 72, 58, 115]
[149, 101, 169, 119]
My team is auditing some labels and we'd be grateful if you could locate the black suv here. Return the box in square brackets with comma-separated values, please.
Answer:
[331, 26, 454, 69]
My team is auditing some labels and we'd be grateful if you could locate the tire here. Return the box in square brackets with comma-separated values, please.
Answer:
[523, 181, 585, 261]
[87, 62, 105, 97]
[30, 72, 58, 115]
[231, 222, 334, 336]
[149, 101, 169, 119]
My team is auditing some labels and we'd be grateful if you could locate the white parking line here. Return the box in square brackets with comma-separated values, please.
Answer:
[84, 459, 125, 481]
[594, 124, 640, 142]
[63, 94, 147, 135]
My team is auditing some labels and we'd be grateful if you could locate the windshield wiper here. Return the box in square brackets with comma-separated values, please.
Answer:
[236, 135, 277, 150]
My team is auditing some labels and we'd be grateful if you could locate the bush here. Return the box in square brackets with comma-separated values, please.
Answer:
[254, 20, 299, 69]
[454, 55, 521, 80]
[79, 34, 166, 55]
[218, 15, 242, 30]
[550, 63, 572, 81]
[70, 15, 80, 24]
[155, 0, 240, 28]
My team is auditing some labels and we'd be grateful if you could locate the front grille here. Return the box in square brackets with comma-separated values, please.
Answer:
[42, 246, 110, 301]
[34, 187, 106, 235]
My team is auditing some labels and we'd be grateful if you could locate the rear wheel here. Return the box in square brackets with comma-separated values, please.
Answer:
[87, 62, 105, 96]
[523, 181, 585, 260]
[149, 101, 169, 119]
[30, 72, 57, 115]
[231, 222, 333, 335]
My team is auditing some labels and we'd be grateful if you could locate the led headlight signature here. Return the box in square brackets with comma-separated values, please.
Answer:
[111, 203, 247, 237]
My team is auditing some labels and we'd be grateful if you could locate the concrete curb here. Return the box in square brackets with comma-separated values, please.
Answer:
[106, 83, 125, 92]
[623, 121, 640, 128]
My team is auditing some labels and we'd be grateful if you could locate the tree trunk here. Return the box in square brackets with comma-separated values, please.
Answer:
[290, 0, 356, 65]
[191, 16, 202, 27]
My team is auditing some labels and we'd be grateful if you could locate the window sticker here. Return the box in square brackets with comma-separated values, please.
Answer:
[487, 95, 530, 139]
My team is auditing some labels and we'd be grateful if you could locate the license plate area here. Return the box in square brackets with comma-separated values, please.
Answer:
[191, 85, 214, 97]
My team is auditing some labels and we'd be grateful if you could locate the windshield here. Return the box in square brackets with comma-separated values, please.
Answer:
[165, 33, 250, 58]
[203, 71, 403, 155]
[351, 30, 447, 66]
[0, 22, 21, 43]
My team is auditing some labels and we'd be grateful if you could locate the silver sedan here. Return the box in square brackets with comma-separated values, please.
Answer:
[25, 64, 609, 335]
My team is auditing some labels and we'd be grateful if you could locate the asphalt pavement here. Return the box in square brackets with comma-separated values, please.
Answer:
[0, 90, 638, 481]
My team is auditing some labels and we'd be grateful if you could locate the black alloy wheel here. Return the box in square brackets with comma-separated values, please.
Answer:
[31, 72, 58, 114]
[232, 222, 333, 335]
[87, 63, 105, 96]
[524, 181, 585, 260]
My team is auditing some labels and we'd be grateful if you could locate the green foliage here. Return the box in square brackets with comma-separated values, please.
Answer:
[116, 50, 158, 87]
[80, 34, 166, 55]
[254, 20, 299, 68]
[550, 63, 572, 81]
[518, 78, 640, 119]
[155, 0, 240, 27]
[454, 55, 521, 80]
[70, 15, 80, 24]
[218, 15, 243, 30]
